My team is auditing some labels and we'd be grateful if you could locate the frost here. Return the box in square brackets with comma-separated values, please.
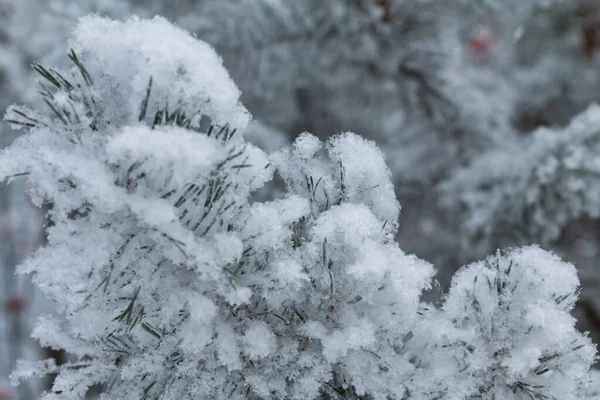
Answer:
[2, 13, 596, 400]
[70, 15, 250, 130]
[243, 321, 277, 360]
[327, 133, 399, 223]
[441, 105, 600, 256]
[1, 15, 438, 399]
[320, 323, 377, 363]
[293, 132, 322, 160]
[215, 325, 242, 372]
[272, 131, 401, 233]
[414, 246, 597, 399]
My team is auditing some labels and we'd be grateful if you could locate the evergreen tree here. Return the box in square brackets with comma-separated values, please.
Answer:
[1, 15, 597, 400]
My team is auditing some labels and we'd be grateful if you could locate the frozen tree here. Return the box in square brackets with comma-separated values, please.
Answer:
[0, 1, 287, 393]
[1, 15, 433, 399]
[191, 0, 511, 183]
[1, 14, 598, 400]
[183, 0, 600, 294]
[4, 0, 600, 394]
[440, 105, 600, 257]
[424, 0, 600, 341]
[7, 1, 600, 278]
[0, 0, 529, 183]
[413, 247, 596, 399]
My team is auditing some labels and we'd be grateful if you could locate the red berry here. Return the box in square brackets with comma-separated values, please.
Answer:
[5, 294, 28, 315]
[469, 31, 492, 56]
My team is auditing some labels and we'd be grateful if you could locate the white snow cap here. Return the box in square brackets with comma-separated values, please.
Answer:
[69, 14, 250, 130]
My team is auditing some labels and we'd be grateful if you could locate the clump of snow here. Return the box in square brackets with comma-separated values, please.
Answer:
[413, 246, 597, 399]
[70, 15, 250, 130]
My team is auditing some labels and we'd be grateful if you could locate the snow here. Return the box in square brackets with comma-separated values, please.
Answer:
[70, 15, 250, 130]
[0, 11, 597, 400]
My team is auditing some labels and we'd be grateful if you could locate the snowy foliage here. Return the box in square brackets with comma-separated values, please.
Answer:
[0, 14, 597, 400]
[414, 247, 596, 399]
[193, 0, 510, 184]
[5, 1, 600, 271]
[1, 15, 432, 399]
[440, 105, 600, 256]
[186, 0, 600, 269]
